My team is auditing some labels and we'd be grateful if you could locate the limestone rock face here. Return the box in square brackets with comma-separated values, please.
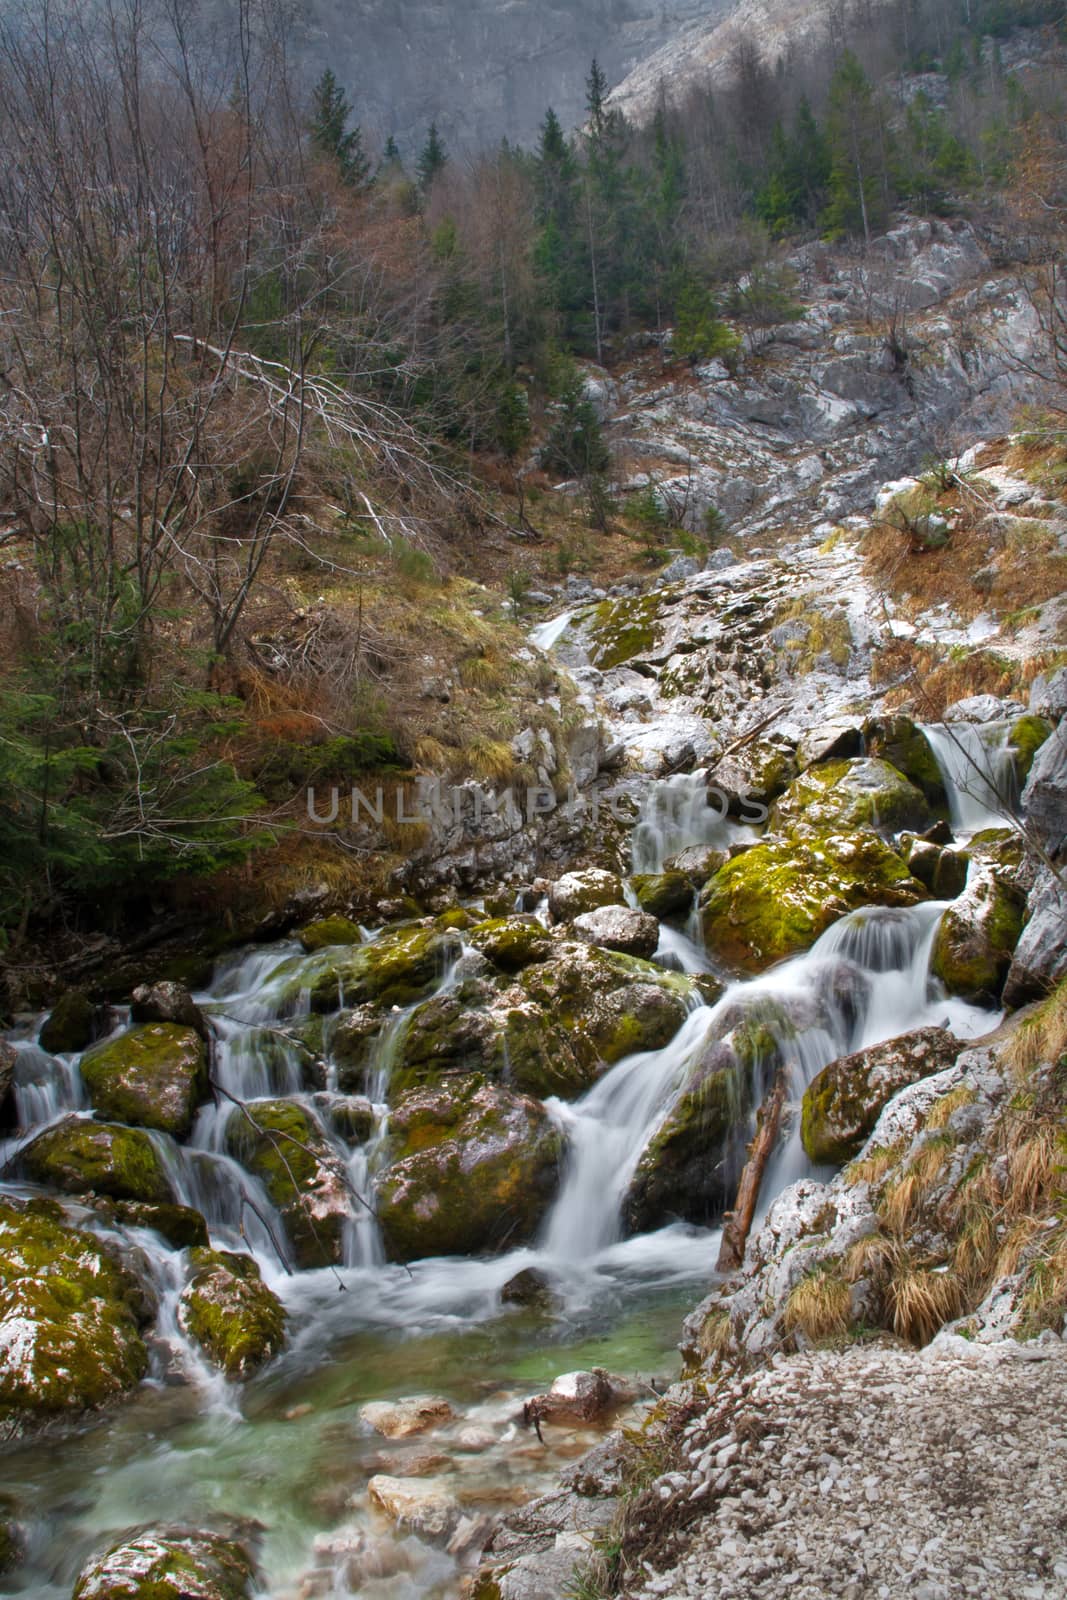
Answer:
[1003, 867, 1067, 1006]
[1020, 719, 1067, 858]
[72, 1527, 257, 1600]
[801, 1028, 967, 1165]
[80, 1024, 207, 1138]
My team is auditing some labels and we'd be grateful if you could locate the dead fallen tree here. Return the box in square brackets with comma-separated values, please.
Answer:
[716, 1066, 789, 1273]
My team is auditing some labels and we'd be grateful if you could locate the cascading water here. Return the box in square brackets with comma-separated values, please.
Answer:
[921, 720, 1018, 836]
[631, 770, 733, 874]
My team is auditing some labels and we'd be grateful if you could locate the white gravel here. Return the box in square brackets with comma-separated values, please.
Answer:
[632, 1340, 1067, 1600]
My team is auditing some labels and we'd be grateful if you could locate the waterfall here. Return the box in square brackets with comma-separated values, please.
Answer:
[530, 609, 574, 652]
[921, 721, 1018, 836]
[631, 770, 733, 874]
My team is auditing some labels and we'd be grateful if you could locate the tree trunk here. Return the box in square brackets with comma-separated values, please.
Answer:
[716, 1066, 788, 1273]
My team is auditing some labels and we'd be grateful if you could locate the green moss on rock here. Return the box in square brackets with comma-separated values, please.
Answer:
[72, 1527, 257, 1600]
[931, 868, 1026, 1004]
[801, 1027, 966, 1165]
[376, 1080, 561, 1262]
[863, 716, 949, 808]
[585, 593, 661, 670]
[178, 1249, 286, 1380]
[468, 917, 555, 971]
[700, 830, 927, 974]
[306, 925, 463, 1014]
[38, 990, 102, 1055]
[1008, 714, 1052, 784]
[0, 1199, 148, 1439]
[80, 1025, 207, 1138]
[631, 872, 694, 920]
[298, 915, 364, 953]
[770, 758, 933, 838]
[224, 1101, 348, 1269]
[21, 1118, 176, 1205]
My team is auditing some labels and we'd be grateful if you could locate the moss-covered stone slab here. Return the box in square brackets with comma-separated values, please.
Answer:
[0, 1198, 148, 1440]
[105, 1202, 209, 1251]
[468, 917, 555, 971]
[376, 1080, 561, 1262]
[585, 592, 662, 670]
[223, 1100, 349, 1270]
[770, 758, 933, 839]
[631, 872, 695, 919]
[177, 1249, 286, 1380]
[80, 1024, 207, 1138]
[801, 1027, 966, 1165]
[20, 1118, 176, 1205]
[584, 982, 689, 1066]
[931, 865, 1026, 1004]
[700, 830, 928, 974]
[72, 1527, 257, 1600]
[297, 915, 364, 953]
[306, 925, 463, 1014]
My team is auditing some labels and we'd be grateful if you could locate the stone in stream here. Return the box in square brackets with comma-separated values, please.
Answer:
[545, 869, 625, 922]
[19, 1117, 177, 1205]
[303, 924, 464, 1014]
[38, 989, 110, 1056]
[522, 1370, 638, 1432]
[223, 1100, 350, 1270]
[130, 980, 208, 1040]
[0, 1197, 150, 1442]
[375, 1081, 562, 1262]
[570, 905, 660, 959]
[468, 916, 555, 971]
[801, 1027, 967, 1165]
[770, 758, 934, 839]
[500, 1267, 559, 1312]
[631, 870, 694, 919]
[177, 1248, 286, 1381]
[297, 914, 364, 952]
[699, 829, 928, 974]
[367, 1475, 461, 1541]
[71, 1527, 258, 1600]
[863, 714, 948, 808]
[360, 1396, 455, 1438]
[79, 1024, 208, 1138]
[91, 1199, 210, 1251]
[931, 863, 1026, 1004]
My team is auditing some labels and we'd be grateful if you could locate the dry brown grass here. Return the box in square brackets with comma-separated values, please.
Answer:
[888, 1259, 966, 1344]
[784, 1264, 852, 1341]
[844, 1142, 904, 1187]
[1007, 980, 1067, 1077]
[880, 1138, 954, 1233]
[925, 1085, 977, 1131]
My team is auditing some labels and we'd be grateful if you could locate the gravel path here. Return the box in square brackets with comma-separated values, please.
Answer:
[634, 1340, 1067, 1600]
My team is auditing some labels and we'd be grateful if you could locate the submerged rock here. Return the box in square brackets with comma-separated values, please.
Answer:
[72, 1527, 257, 1600]
[80, 1024, 207, 1138]
[20, 1117, 176, 1205]
[801, 1028, 967, 1165]
[0, 1198, 149, 1440]
[931, 865, 1026, 1003]
[500, 1267, 559, 1311]
[570, 905, 660, 958]
[700, 830, 927, 973]
[546, 869, 625, 922]
[224, 1101, 350, 1270]
[178, 1249, 286, 1380]
[367, 1475, 460, 1542]
[360, 1396, 455, 1438]
[375, 1080, 561, 1262]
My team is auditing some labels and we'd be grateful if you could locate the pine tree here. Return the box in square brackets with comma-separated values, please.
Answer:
[308, 69, 370, 189]
[586, 58, 610, 142]
[417, 123, 448, 192]
[824, 51, 885, 242]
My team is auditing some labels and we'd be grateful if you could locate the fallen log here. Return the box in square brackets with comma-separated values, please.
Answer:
[716, 1066, 789, 1274]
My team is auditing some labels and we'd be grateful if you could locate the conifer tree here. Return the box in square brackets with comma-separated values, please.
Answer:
[417, 123, 449, 192]
[308, 69, 370, 188]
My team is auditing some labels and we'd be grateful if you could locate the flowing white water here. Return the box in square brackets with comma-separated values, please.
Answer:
[921, 720, 1018, 836]
[631, 770, 735, 874]
[529, 608, 575, 652]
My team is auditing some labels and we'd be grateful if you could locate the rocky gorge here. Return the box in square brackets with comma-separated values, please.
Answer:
[0, 204, 1066, 1600]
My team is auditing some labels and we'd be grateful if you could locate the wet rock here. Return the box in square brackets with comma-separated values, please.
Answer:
[500, 1267, 558, 1311]
[130, 981, 208, 1040]
[944, 694, 1026, 723]
[932, 864, 1026, 1003]
[305, 924, 463, 1014]
[328, 1006, 385, 1092]
[0, 1041, 15, 1131]
[587, 981, 689, 1065]
[20, 1117, 176, 1205]
[468, 917, 555, 971]
[360, 1396, 455, 1438]
[320, 1094, 375, 1144]
[1028, 666, 1067, 721]
[863, 715, 948, 808]
[38, 990, 108, 1055]
[932, 847, 970, 900]
[546, 869, 626, 922]
[1002, 868, 1067, 1007]
[570, 905, 660, 958]
[700, 831, 927, 974]
[298, 915, 364, 953]
[0, 1198, 149, 1441]
[709, 741, 798, 813]
[367, 1475, 460, 1541]
[631, 871, 694, 919]
[0, 1502, 21, 1573]
[801, 1028, 967, 1165]
[110, 1201, 209, 1250]
[80, 1024, 207, 1138]
[1007, 714, 1052, 785]
[224, 1100, 350, 1269]
[770, 758, 933, 839]
[665, 844, 731, 887]
[523, 1369, 637, 1430]
[72, 1527, 257, 1600]
[1020, 719, 1067, 859]
[178, 1249, 286, 1380]
[795, 719, 864, 770]
[375, 1081, 561, 1262]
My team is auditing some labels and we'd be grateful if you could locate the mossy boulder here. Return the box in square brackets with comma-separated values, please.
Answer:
[493, 1002, 596, 1099]
[178, 1248, 286, 1380]
[325, 1006, 384, 1093]
[306, 925, 463, 1014]
[863, 716, 948, 808]
[106, 1202, 209, 1250]
[631, 872, 694, 920]
[130, 981, 207, 1039]
[1007, 714, 1052, 785]
[585, 982, 689, 1066]
[468, 917, 555, 971]
[298, 915, 364, 953]
[72, 1528, 257, 1600]
[80, 1024, 207, 1138]
[709, 741, 798, 814]
[388, 990, 594, 1102]
[376, 1080, 561, 1262]
[389, 992, 503, 1098]
[20, 1118, 176, 1205]
[319, 1094, 375, 1143]
[931, 865, 1026, 1004]
[546, 870, 625, 922]
[224, 1100, 349, 1269]
[801, 1027, 966, 1165]
[38, 990, 106, 1055]
[0, 1198, 149, 1440]
[571, 905, 660, 958]
[770, 758, 932, 839]
[624, 1041, 750, 1232]
[585, 592, 661, 670]
[700, 831, 927, 974]
[518, 942, 703, 1067]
